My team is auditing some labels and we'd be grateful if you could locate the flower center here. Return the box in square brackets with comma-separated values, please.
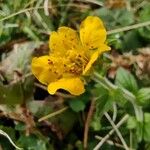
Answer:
[65, 51, 88, 75]
[47, 51, 89, 78]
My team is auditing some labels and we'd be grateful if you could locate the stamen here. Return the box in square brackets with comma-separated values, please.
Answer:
[64, 51, 89, 75]
[48, 59, 53, 65]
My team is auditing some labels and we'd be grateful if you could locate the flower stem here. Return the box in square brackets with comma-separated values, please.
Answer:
[93, 72, 143, 122]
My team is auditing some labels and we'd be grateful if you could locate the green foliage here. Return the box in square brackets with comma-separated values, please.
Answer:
[68, 93, 90, 112]
[0, 82, 24, 104]
[143, 113, 150, 142]
[91, 85, 111, 131]
[96, 8, 134, 29]
[17, 134, 49, 150]
[69, 100, 85, 112]
[93, 84, 112, 117]
[139, 4, 150, 21]
[127, 113, 150, 143]
[127, 116, 137, 129]
[136, 88, 150, 106]
[0, 0, 150, 149]
[138, 4, 150, 40]
[115, 67, 138, 94]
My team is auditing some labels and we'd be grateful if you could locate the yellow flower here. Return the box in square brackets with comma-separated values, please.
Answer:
[31, 16, 110, 95]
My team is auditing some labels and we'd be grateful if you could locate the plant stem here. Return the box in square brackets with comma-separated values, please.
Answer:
[104, 113, 129, 150]
[107, 20, 150, 35]
[95, 136, 132, 149]
[112, 102, 117, 122]
[0, 130, 22, 150]
[94, 114, 129, 150]
[83, 99, 96, 149]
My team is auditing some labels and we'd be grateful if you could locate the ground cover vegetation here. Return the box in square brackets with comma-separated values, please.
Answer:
[0, 0, 150, 149]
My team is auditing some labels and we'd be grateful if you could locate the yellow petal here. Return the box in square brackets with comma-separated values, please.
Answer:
[98, 44, 111, 52]
[80, 16, 107, 50]
[31, 56, 58, 85]
[48, 78, 85, 95]
[49, 27, 81, 55]
[83, 44, 111, 75]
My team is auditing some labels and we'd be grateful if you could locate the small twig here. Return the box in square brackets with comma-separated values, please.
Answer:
[56, 91, 75, 98]
[104, 113, 129, 150]
[107, 20, 150, 35]
[0, 4, 90, 22]
[95, 136, 127, 149]
[133, 0, 147, 12]
[93, 114, 129, 150]
[0, 129, 23, 150]
[10, 73, 32, 85]
[78, 0, 104, 6]
[83, 99, 96, 150]
[43, 0, 49, 16]
[112, 102, 117, 122]
[34, 82, 47, 90]
[1, 5, 150, 35]
[38, 106, 68, 122]
[34, 1, 50, 32]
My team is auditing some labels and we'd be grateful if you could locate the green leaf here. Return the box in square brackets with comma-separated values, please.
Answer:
[108, 33, 124, 50]
[68, 89, 90, 113]
[0, 75, 34, 104]
[127, 113, 150, 142]
[96, 7, 114, 29]
[69, 99, 85, 112]
[108, 88, 126, 106]
[136, 122, 143, 142]
[91, 84, 114, 131]
[75, 141, 83, 150]
[54, 109, 77, 135]
[139, 4, 150, 21]
[143, 113, 150, 142]
[0, 82, 24, 104]
[15, 122, 26, 131]
[96, 8, 134, 30]
[138, 4, 150, 40]
[116, 9, 134, 26]
[23, 26, 39, 41]
[136, 88, 150, 106]
[93, 84, 112, 119]
[127, 116, 137, 129]
[122, 31, 142, 51]
[115, 67, 138, 94]
[23, 76, 34, 101]
[138, 27, 150, 40]
[144, 113, 150, 123]
[90, 115, 101, 131]
[17, 134, 47, 150]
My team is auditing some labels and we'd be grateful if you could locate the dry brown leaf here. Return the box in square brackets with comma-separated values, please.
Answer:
[108, 48, 150, 79]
